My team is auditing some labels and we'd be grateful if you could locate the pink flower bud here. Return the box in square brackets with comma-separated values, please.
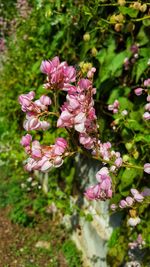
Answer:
[143, 112, 150, 120]
[119, 200, 128, 208]
[133, 193, 144, 202]
[40, 60, 52, 74]
[134, 88, 143, 96]
[110, 204, 117, 211]
[115, 157, 122, 167]
[144, 163, 150, 174]
[40, 95, 52, 106]
[126, 196, 134, 206]
[21, 134, 32, 147]
[40, 121, 50, 130]
[144, 78, 150, 87]
[53, 156, 63, 167]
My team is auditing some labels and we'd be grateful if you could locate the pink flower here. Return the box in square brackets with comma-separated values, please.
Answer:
[21, 134, 32, 147]
[144, 163, 150, 174]
[54, 138, 68, 155]
[84, 184, 101, 200]
[144, 78, 150, 87]
[96, 167, 109, 182]
[134, 88, 143, 96]
[125, 196, 134, 206]
[110, 204, 117, 211]
[108, 100, 119, 114]
[119, 200, 128, 208]
[143, 112, 150, 120]
[40, 56, 76, 90]
[39, 95, 52, 106]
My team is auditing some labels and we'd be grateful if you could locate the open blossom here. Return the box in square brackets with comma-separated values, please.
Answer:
[22, 137, 68, 173]
[57, 78, 97, 136]
[18, 92, 51, 131]
[41, 56, 76, 90]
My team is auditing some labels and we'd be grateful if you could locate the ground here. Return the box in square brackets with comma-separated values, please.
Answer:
[0, 207, 68, 267]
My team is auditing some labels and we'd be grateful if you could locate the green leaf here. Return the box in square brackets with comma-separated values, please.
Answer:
[135, 58, 148, 82]
[119, 6, 139, 18]
[119, 168, 143, 192]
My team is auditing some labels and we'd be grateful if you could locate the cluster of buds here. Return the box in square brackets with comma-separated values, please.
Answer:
[134, 79, 150, 121]
[128, 234, 145, 250]
[21, 134, 68, 172]
[108, 99, 119, 114]
[124, 44, 139, 70]
[18, 91, 51, 130]
[41, 56, 76, 90]
[130, 2, 147, 12]
[111, 188, 144, 211]
[84, 167, 112, 201]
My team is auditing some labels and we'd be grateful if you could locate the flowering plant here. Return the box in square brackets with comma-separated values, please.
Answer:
[19, 56, 150, 217]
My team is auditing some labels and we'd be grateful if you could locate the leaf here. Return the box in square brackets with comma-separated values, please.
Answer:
[136, 58, 148, 82]
[119, 168, 143, 192]
[119, 6, 139, 18]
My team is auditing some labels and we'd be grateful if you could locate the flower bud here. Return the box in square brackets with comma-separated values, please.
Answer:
[134, 88, 143, 96]
[83, 33, 90, 41]
[91, 47, 98, 57]
[114, 23, 123, 32]
[140, 4, 147, 12]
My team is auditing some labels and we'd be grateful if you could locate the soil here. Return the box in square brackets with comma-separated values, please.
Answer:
[0, 207, 68, 267]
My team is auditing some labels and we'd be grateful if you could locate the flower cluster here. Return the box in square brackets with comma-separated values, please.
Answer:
[108, 99, 120, 114]
[41, 56, 76, 90]
[134, 79, 150, 121]
[19, 56, 150, 206]
[128, 234, 145, 250]
[124, 44, 139, 70]
[110, 188, 144, 210]
[84, 167, 112, 201]
[21, 134, 68, 172]
[18, 91, 51, 130]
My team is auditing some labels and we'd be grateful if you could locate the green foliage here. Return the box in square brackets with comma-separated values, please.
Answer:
[62, 240, 83, 267]
[0, 0, 150, 266]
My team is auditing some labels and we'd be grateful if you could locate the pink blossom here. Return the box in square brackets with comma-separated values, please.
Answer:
[145, 103, 150, 111]
[144, 163, 150, 174]
[108, 100, 119, 114]
[144, 78, 150, 87]
[110, 204, 117, 211]
[87, 67, 96, 79]
[125, 196, 134, 206]
[143, 112, 150, 120]
[21, 134, 32, 147]
[119, 200, 128, 208]
[134, 88, 143, 96]
[147, 95, 150, 102]
[141, 187, 150, 196]
[40, 56, 76, 90]
[39, 95, 51, 106]
[96, 167, 109, 182]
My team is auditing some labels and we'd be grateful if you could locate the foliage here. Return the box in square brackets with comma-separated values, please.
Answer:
[0, 0, 150, 266]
